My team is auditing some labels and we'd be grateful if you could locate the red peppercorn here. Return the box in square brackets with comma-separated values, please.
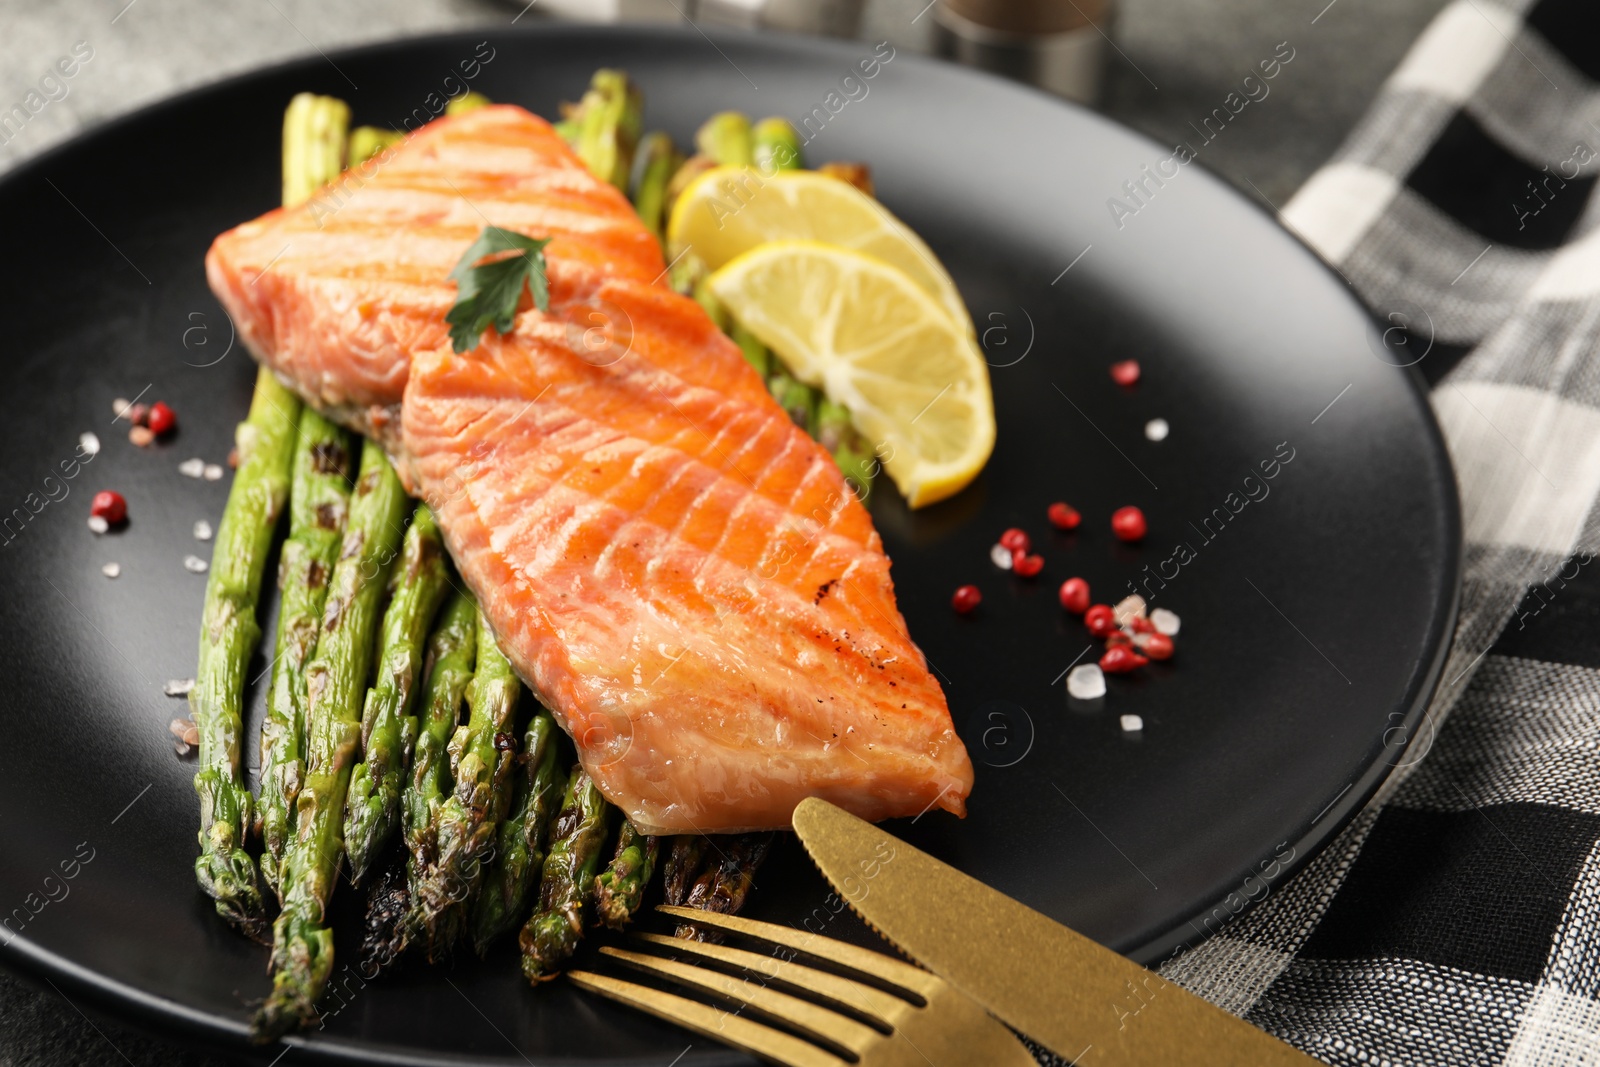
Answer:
[1105, 631, 1133, 649]
[146, 401, 177, 436]
[1110, 360, 1141, 387]
[90, 490, 127, 525]
[1129, 616, 1155, 634]
[1100, 645, 1148, 673]
[1058, 577, 1090, 614]
[999, 527, 1030, 554]
[951, 584, 982, 614]
[1141, 632, 1175, 660]
[1111, 506, 1147, 542]
[1047, 502, 1081, 530]
[1084, 603, 1117, 638]
[1012, 552, 1043, 578]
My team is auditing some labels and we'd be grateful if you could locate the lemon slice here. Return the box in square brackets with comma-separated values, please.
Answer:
[668, 166, 973, 336]
[708, 241, 994, 509]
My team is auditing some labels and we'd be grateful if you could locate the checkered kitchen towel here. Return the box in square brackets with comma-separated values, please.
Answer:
[1139, 1, 1600, 1063]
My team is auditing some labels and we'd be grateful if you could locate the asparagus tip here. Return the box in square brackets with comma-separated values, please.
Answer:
[518, 907, 583, 983]
[193, 822, 270, 944]
[251, 917, 334, 1043]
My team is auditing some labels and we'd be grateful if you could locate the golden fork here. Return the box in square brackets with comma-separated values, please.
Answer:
[568, 904, 1037, 1066]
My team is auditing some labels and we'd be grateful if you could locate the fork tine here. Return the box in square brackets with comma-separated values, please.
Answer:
[600, 946, 881, 1058]
[656, 905, 939, 997]
[569, 970, 849, 1067]
[631, 931, 912, 1027]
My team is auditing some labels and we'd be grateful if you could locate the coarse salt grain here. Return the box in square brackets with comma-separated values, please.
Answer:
[194, 520, 213, 541]
[989, 543, 1013, 570]
[79, 432, 100, 456]
[1145, 418, 1169, 442]
[87, 515, 109, 535]
[1113, 594, 1147, 626]
[202, 464, 224, 481]
[1150, 608, 1181, 636]
[112, 397, 131, 419]
[1067, 664, 1106, 700]
[164, 678, 195, 697]
[184, 555, 209, 574]
[1120, 714, 1144, 733]
[178, 458, 205, 478]
[101, 562, 120, 579]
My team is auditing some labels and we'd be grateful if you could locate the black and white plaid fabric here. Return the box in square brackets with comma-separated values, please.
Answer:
[1143, 0, 1600, 1063]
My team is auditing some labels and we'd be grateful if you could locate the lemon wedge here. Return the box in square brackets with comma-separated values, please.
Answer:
[668, 166, 972, 336]
[708, 240, 994, 508]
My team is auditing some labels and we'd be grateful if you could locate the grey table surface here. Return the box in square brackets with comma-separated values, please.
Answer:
[0, 0, 1445, 1063]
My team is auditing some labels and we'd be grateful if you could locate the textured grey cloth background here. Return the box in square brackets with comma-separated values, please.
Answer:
[0, 1, 1446, 1063]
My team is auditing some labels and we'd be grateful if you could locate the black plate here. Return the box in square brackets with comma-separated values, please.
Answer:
[0, 25, 1458, 1066]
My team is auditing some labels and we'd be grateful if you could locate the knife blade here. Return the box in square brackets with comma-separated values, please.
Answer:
[792, 798, 1314, 1066]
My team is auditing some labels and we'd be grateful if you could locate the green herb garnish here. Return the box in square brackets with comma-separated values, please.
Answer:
[446, 226, 551, 353]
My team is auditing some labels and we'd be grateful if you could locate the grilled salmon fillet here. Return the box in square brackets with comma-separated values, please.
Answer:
[207, 105, 973, 833]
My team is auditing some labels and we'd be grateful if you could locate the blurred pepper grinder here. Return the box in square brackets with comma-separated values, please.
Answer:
[933, 0, 1114, 104]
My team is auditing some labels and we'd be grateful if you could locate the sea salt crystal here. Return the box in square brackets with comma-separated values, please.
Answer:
[79, 432, 100, 456]
[184, 555, 209, 574]
[1145, 418, 1169, 442]
[1113, 594, 1147, 626]
[1120, 714, 1144, 733]
[164, 678, 195, 697]
[1150, 608, 1181, 636]
[87, 515, 109, 535]
[112, 397, 131, 419]
[989, 543, 1013, 570]
[193, 520, 213, 541]
[1067, 664, 1106, 700]
[101, 562, 120, 578]
[202, 464, 225, 481]
[178, 458, 206, 478]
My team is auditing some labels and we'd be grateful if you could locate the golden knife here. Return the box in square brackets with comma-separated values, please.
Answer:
[791, 798, 1315, 1065]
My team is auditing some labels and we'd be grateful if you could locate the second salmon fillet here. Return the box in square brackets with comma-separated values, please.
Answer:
[207, 105, 973, 833]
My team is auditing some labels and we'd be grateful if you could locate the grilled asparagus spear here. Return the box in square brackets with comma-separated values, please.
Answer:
[519, 767, 614, 981]
[675, 832, 777, 941]
[446, 91, 491, 116]
[403, 589, 477, 862]
[752, 116, 804, 173]
[258, 410, 353, 898]
[595, 821, 659, 930]
[562, 69, 643, 191]
[411, 608, 522, 960]
[196, 91, 352, 938]
[662, 835, 709, 906]
[344, 504, 452, 885]
[470, 709, 565, 955]
[348, 126, 403, 168]
[254, 440, 409, 1041]
[191, 368, 300, 941]
[281, 92, 350, 208]
[695, 111, 753, 167]
[633, 131, 683, 240]
[368, 588, 477, 970]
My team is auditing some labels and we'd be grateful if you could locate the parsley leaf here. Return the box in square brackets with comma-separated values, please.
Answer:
[445, 226, 551, 353]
